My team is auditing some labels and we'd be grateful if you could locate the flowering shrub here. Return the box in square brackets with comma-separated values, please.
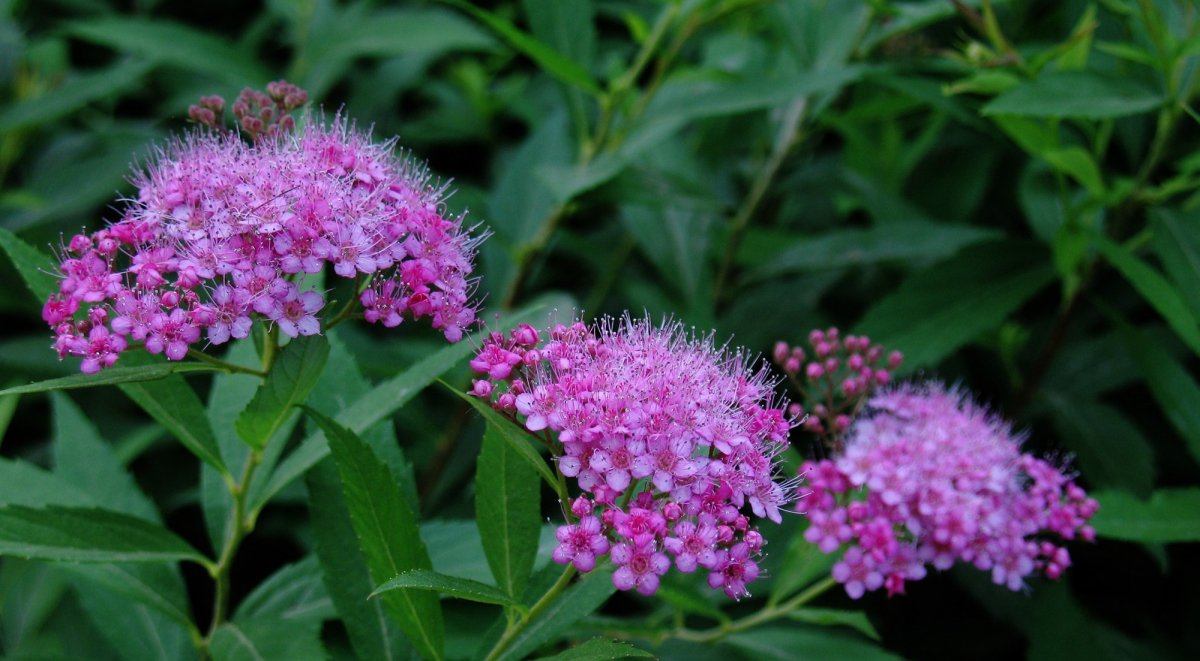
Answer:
[801, 382, 1098, 598]
[469, 316, 796, 598]
[43, 84, 481, 372]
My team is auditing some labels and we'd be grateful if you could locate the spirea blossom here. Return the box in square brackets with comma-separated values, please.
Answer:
[470, 316, 798, 599]
[44, 90, 482, 372]
[801, 382, 1098, 599]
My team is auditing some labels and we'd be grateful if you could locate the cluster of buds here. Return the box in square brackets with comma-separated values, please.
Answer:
[470, 316, 798, 598]
[801, 382, 1097, 599]
[189, 80, 309, 141]
[774, 327, 902, 450]
[45, 82, 482, 372]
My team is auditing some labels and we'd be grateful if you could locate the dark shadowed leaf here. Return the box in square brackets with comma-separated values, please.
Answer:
[1045, 395, 1155, 497]
[0, 228, 58, 303]
[983, 71, 1162, 119]
[531, 638, 653, 660]
[1098, 236, 1200, 357]
[725, 626, 900, 660]
[210, 619, 326, 661]
[0, 61, 152, 132]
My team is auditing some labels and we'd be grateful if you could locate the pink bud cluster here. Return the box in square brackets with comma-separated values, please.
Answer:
[189, 80, 308, 141]
[44, 105, 481, 372]
[801, 382, 1097, 599]
[470, 316, 798, 599]
[774, 327, 902, 449]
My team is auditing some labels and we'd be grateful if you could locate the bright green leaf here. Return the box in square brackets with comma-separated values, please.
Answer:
[236, 335, 329, 449]
[306, 408, 444, 660]
[1091, 489, 1200, 542]
[0, 505, 211, 568]
[983, 71, 1162, 119]
[476, 425, 541, 599]
[371, 569, 524, 611]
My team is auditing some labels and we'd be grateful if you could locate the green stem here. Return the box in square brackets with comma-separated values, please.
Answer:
[485, 565, 578, 661]
[186, 349, 267, 378]
[673, 575, 838, 643]
[201, 449, 264, 655]
[324, 275, 363, 331]
[260, 326, 279, 374]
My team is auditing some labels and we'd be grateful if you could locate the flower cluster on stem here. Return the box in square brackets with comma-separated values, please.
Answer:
[470, 316, 798, 599]
[44, 82, 483, 372]
[774, 327, 902, 451]
[801, 382, 1098, 599]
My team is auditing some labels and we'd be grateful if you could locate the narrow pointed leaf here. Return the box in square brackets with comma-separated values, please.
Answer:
[118, 353, 227, 475]
[476, 425, 541, 599]
[447, 384, 563, 498]
[210, 619, 326, 661]
[498, 566, 617, 661]
[0, 505, 211, 567]
[371, 569, 524, 610]
[0, 228, 58, 302]
[235, 556, 334, 625]
[0, 61, 153, 132]
[305, 408, 444, 660]
[1091, 489, 1200, 542]
[1116, 321, 1200, 465]
[0, 362, 221, 397]
[236, 335, 329, 449]
[1098, 237, 1200, 357]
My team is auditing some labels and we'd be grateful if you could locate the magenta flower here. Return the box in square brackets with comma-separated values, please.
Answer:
[552, 516, 610, 573]
[470, 315, 797, 598]
[801, 382, 1098, 599]
[42, 84, 483, 372]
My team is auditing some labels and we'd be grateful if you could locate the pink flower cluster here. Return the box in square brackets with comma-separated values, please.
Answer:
[775, 327, 902, 449]
[801, 382, 1097, 599]
[470, 316, 797, 598]
[44, 108, 481, 372]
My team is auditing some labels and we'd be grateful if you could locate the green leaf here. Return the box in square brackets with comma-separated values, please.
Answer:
[769, 524, 839, 607]
[0, 361, 222, 397]
[202, 341, 263, 551]
[307, 460, 410, 661]
[1098, 236, 1200, 357]
[476, 425, 541, 599]
[62, 563, 195, 632]
[306, 408, 444, 660]
[52, 392, 160, 522]
[788, 609, 881, 642]
[236, 335, 329, 449]
[0, 60, 153, 132]
[73, 580, 194, 661]
[725, 626, 900, 660]
[0, 457, 94, 508]
[66, 18, 268, 85]
[444, 0, 600, 96]
[531, 638, 653, 660]
[0, 228, 57, 303]
[210, 619, 326, 661]
[739, 221, 1001, 280]
[118, 353, 227, 476]
[371, 569, 524, 611]
[1151, 208, 1200, 319]
[0, 505, 211, 567]
[447, 384, 563, 498]
[982, 71, 1163, 119]
[1091, 489, 1200, 542]
[498, 567, 617, 661]
[1042, 147, 1106, 198]
[1116, 321, 1200, 466]
[857, 240, 1054, 370]
[1044, 395, 1155, 496]
[235, 556, 334, 625]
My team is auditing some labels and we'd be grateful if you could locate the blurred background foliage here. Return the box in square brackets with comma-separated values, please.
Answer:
[1, 0, 1199, 658]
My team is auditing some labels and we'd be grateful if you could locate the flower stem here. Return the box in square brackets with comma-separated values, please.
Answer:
[484, 565, 578, 661]
[200, 449, 264, 655]
[673, 575, 838, 643]
[186, 349, 267, 378]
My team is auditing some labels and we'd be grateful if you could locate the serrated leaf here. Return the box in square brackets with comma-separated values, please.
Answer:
[982, 71, 1163, 118]
[857, 240, 1054, 370]
[0, 227, 58, 303]
[66, 18, 268, 85]
[0, 61, 152, 132]
[235, 556, 334, 625]
[1116, 321, 1200, 466]
[444, 0, 600, 96]
[476, 425, 541, 599]
[1091, 489, 1200, 542]
[448, 384, 563, 499]
[118, 353, 227, 476]
[307, 460, 410, 661]
[531, 638, 653, 660]
[210, 619, 326, 661]
[0, 505, 211, 567]
[371, 569, 523, 611]
[236, 335, 329, 449]
[1098, 236, 1200, 357]
[725, 626, 900, 660]
[0, 361, 222, 397]
[497, 566, 617, 661]
[306, 408, 444, 660]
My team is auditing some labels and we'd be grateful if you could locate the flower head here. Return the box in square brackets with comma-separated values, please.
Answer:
[44, 83, 483, 371]
[801, 382, 1098, 598]
[470, 315, 798, 598]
